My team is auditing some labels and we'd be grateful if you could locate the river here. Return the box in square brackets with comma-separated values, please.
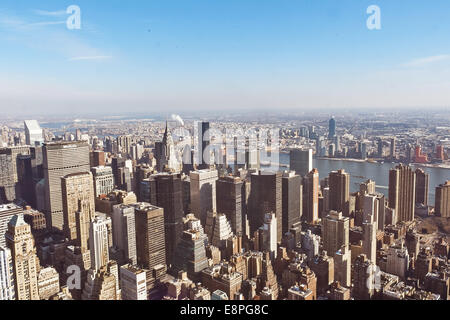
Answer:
[260, 152, 450, 205]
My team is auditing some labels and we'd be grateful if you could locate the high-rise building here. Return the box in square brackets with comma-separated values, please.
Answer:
[91, 166, 115, 198]
[132, 203, 166, 275]
[111, 204, 137, 265]
[5, 214, 40, 300]
[334, 247, 351, 288]
[435, 181, 450, 217]
[303, 169, 319, 224]
[389, 164, 416, 222]
[216, 176, 243, 236]
[197, 122, 211, 169]
[256, 213, 278, 259]
[172, 230, 209, 281]
[282, 171, 302, 235]
[322, 211, 349, 256]
[204, 211, 234, 250]
[0, 246, 15, 300]
[329, 169, 350, 214]
[120, 264, 147, 300]
[82, 267, 117, 300]
[249, 171, 282, 242]
[89, 215, 111, 271]
[0, 204, 22, 248]
[360, 179, 376, 195]
[24, 120, 44, 146]
[151, 173, 184, 266]
[0, 146, 31, 203]
[117, 135, 133, 157]
[362, 220, 377, 263]
[156, 123, 181, 173]
[353, 254, 376, 300]
[190, 170, 218, 225]
[61, 172, 95, 251]
[390, 138, 396, 160]
[0, 152, 15, 204]
[43, 141, 90, 230]
[289, 149, 313, 177]
[415, 168, 429, 206]
[37, 267, 60, 300]
[328, 117, 336, 139]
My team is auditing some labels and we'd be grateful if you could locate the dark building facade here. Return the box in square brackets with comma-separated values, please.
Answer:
[249, 171, 282, 242]
[216, 176, 244, 236]
[282, 172, 302, 235]
[415, 168, 429, 206]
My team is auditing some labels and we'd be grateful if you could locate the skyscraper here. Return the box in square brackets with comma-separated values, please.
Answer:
[89, 215, 111, 271]
[91, 166, 115, 198]
[190, 169, 218, 225]
[415, 168, 429, 206]
[389, 164, 416, 222]
[155, 122, 181, 173]
[24, 120, 44, 146]
[133, 203, 166, 275]
[362, 220, 377, 263]
[111, 204, 137, 265]
[197, 121, 211, 169]
[5, 214, 40, 300]
[249, 171, 282, 242]
[328, 117, 336, 139]
[435, 181, 450, 218]
[0, 246, 15, 300]
[43, 141, 90, 230]
[289, 149, 313, 177]
[0, 152, 15, 204]
[322, 211, 349, 256]
[0, 204, 22, 248]
[61, 172, 95, 251]
[282, 171, 302, 235]
[390, 138, 396, 160]
[152, 173, 184, 266]
[303, 169, 319, 224]
[216, 176, 243, 236]
[329, 169, 350, 214]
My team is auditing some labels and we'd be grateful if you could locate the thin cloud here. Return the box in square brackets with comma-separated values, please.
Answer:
[403, 55, 450, 67]
[27, 21, 66, 27]
[68, 56, 113, 61]
[33, 9, 67, 17]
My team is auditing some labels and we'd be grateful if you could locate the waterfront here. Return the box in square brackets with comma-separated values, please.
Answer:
[261, 152, 450, 205]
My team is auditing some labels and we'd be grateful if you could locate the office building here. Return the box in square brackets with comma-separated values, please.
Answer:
[329, 169, 350, 214]
[216, 176, 243, 235]
[132, 203, 166, 275]
[289, 149, 313, 177]
[322, 211, 349, 256]
[61, 172, 95, 251]
[282, 171, 302, 235]
[91, 166, 115, 198]
[328, 117, 336, 139]
[24, 120, 44, 146]
[120, 264, 147, 300]
[362, 220, 377, 263]
[249, 171, 282, 242]
[5, 214, 40, 300]
[190, 169, 218, 225]
[435, 181, 450, 217]
[37, 267, 60, 300]
[111, 204, 137, 265]
[303, 169, 319, 224]
[0, 204, 22, 248]
[389, 164, 416, 222]
[197, 122, 211, 169]
[43, 141, 90, 230]
[415, 168, 429, 206]
[89, 215, 111, 271]
[0, 246, 15, 300]
[151, 173, 184, 266]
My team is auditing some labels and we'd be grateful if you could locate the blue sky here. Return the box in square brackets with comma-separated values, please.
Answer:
[1, 0, 450, 116]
